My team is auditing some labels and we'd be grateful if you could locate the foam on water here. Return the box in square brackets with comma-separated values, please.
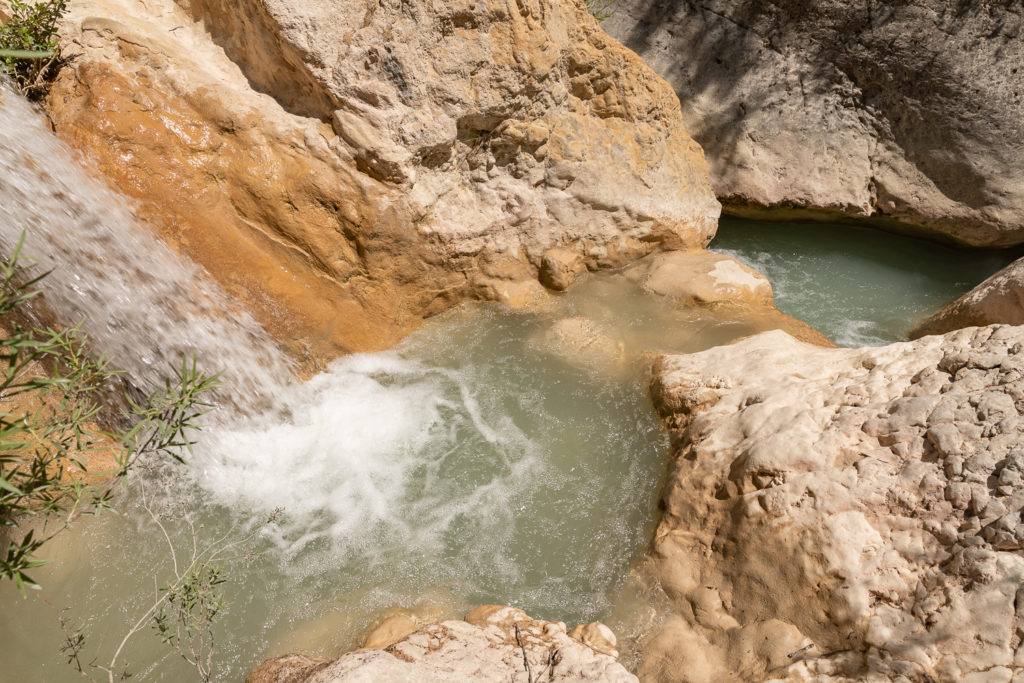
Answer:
[0, 82, 291, 406]
[0, 302, 670, 681]
[190, 350, 544, 563]
[0, 83, 669, 682]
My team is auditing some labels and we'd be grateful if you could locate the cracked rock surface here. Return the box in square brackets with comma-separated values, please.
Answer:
[645, 326, 1024, 681]
[247, 606, 637, 682]
[604, 0, 1024, 246]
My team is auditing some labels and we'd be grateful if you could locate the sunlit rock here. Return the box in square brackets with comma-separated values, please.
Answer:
[248, 606, 637, 682]
[540, 247, 588, 291]
[45, 0, 719, 366]
[645, 325, 1024, 680]
[621, 251, 834, 347]
[629, 250, 773, 308]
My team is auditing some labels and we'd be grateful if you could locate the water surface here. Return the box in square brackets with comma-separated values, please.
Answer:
[712, 217, 1018, 346]
[0, 296, 673, 681]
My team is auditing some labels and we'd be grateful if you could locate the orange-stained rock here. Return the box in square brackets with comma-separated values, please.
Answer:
[45, 0, 720, 367]
[46, 55, 431, 367]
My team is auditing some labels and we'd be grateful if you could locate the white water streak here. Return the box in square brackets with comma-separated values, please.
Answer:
[0, 82, 292, 409]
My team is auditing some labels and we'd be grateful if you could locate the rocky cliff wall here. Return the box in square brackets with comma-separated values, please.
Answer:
[45, 0, 720, 366]
[604, 0, 1024, 247]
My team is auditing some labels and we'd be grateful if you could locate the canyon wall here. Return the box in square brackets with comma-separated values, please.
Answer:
[604, 0, 1024, 247]
[45, 0, 719, 366]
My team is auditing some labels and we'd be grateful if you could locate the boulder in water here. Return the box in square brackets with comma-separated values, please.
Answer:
[630, 250, 773, 308]
[912, 257, 1024, 339]
[540, 247, 588, 292]
[539, 316, 627, 374]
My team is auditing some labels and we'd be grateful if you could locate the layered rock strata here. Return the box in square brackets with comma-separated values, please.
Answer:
[248, 606, 637, 682]
[604, 0, 1024, 246]
[45, 0, 719, 365]
[645, 325, 1024, 681]
[913, 258, 1024, 339]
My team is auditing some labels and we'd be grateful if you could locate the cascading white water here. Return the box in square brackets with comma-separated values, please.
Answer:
[0, 82, 671, 682]
[0, 81, 292, 407]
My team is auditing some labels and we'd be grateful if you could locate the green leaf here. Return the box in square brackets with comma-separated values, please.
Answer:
[0, 49, 53, 59]
[0, 475, 23, 495]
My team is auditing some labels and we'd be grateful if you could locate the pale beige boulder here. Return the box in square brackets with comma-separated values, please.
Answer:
[248, 606, 637, 682]
[629, 250, 773, 307]
[912, 258, 1024, 338]
[44, 0, 719, 366]
[643, 325, 1024, 681]
[622, 251, 834, 347]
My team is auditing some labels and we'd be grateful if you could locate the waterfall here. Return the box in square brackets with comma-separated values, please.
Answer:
[0, 81, 293, 410]
[0, 79, 670, 683]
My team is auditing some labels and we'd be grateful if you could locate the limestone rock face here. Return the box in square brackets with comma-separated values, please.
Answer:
[247, 606, 637, 682]
[604, 0, 1024, 246]
[913, 258, 1024, 339]
[45, 0, 719, 365]
[645, 326, 1024, 681]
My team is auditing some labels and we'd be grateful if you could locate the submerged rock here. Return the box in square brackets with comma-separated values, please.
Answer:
[644, 325, 1024, 681]
[604, 0, 1024, 246]
[912, 258, 1024, 338]
[541, 316, 627, 373]
[622, 250, 834, 347]
[45, 0, 719, 365]
[248, 606, 637, 682]
[629, 250, 773, 307]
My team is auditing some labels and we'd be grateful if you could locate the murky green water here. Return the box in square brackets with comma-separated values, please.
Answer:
[4, 270, 780, 683]
[712, 217, 1019, 346]
[2, 218, 1018, 682]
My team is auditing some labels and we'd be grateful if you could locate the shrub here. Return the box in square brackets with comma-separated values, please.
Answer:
[0, 0, 68, 97]
[0, 236, 264, 681]
[0, 234, 220, 592]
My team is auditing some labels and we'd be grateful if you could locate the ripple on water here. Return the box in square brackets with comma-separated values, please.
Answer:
[711, 216, 1018, 347]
